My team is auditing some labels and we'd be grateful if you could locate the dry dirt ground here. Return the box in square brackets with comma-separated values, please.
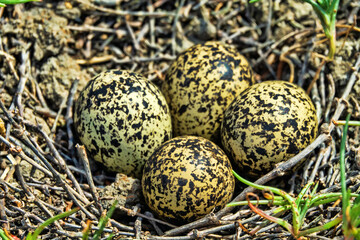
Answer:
[0, 0, 360, 239]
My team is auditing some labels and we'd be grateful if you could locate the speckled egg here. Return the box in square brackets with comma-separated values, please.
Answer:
[162, 41, 255, 141]
[74, 70, 172, 178]
[221, 81, 318, 178]
[142, 136, 235, 223]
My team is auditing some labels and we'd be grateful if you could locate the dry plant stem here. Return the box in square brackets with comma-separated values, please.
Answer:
[65, 79, 79, 161]
[14, 160, 63, 231]
[309, 145, 332, 183]
[324, 74, 336, 122]
[191, 223, 237, 238]
[298, 35, 316, 87]
[61, 221, 114, 233]
[33, 106, 58, 119]
[261, 0, 273, 41]
[109, 55, 176, 65]
[35, 127, 86, 199]
[17, 150, 53, 177]
[257, 48, 277, 79]
[307, 59, 326, 94]
[75, 0, 176, 17]
[11, 130, 97, 220]
[50, 96, 66, 137]
[319, 69, 326, 108]
[67, 25, 127, 36]
[137, 23, 149, 47]
[226, 26, 257, 41]
[277, 42, 309, 83]
[0, 38, 20, 83]
[253, 29, 313, 67]
[312, 82, 323, 125]
[32, 78, 49, 109]
[118, 205, 177, 228]
[164, 54, 360, 237]
[9, 46, 30, 118]
[109, 219, 134, 232]
[144, 211, 164, 236]
[148, 236, 193, 240]
[76, 144, 102, 213]
[336, 24, 360, 33]
[135, 216, 142, 239]
[148, 1, 156, 70]
[325, 139, 337, 186]
[125, 17, 141, 52]
[171, 0, 185, 55]
[0, 198, 8, 229]
[278, 54, 295, 83]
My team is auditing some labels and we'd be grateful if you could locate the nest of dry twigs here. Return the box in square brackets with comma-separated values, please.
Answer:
[0, 0, 360, 239]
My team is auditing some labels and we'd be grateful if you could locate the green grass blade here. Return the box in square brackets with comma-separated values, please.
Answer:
[0, 0, 39, 5]
[0, 229, 11, 240]
[92, 200, 118, 240]
[26, 207, 80, 240]
[340, 114, 351, 231]
[350, 199, 360, 225]
[299, 183, 319, 226]
[355, 195, 360, 205]
[298, 217, 342, 237]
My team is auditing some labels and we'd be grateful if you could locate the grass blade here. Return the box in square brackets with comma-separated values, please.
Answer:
[0, 0, 40, 5]
[340, 113, 351, 237]
[299, 217, 342, 237]
[340, 115, 350, 216]
[92, 200, 118, 240]
[0, 229, 11, 240]
[26, 207, 80, 240]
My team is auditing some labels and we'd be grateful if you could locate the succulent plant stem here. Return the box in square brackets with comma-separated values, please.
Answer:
[302, 0, 339, 60]
[250, 0, 339, 60]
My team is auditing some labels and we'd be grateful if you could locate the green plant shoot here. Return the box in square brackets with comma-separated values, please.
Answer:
[0, 229, 11, 240]
[91, 200, 118, 240]
[228, 170, 358, 238]
[0, 0, 40, 7]
[340, 114, 360, 239]
[249, 0, 339, 60]
[25, 207, 80, 240]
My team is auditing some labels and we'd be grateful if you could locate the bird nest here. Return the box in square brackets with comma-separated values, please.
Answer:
[0, 0, 360, 239]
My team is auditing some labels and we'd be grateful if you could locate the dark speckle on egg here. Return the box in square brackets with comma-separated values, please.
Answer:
[74, 70, 172, 178]
[142, 136, 234, 223]
[221, 80, 318, 178]
[162, 41, 255, 142]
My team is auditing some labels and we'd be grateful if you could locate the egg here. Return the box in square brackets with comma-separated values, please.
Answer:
[142, 136, 235, 223]
[221, 81, 318, 178]
[162, 41, 255, 142]
[74, 70, 172, 178]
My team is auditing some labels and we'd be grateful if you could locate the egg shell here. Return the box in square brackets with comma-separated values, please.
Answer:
[142, 135, 235, 223]
[74, 70, 172, 178]
[162, 41, 255, 141]
[221, 81, 318, 178]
